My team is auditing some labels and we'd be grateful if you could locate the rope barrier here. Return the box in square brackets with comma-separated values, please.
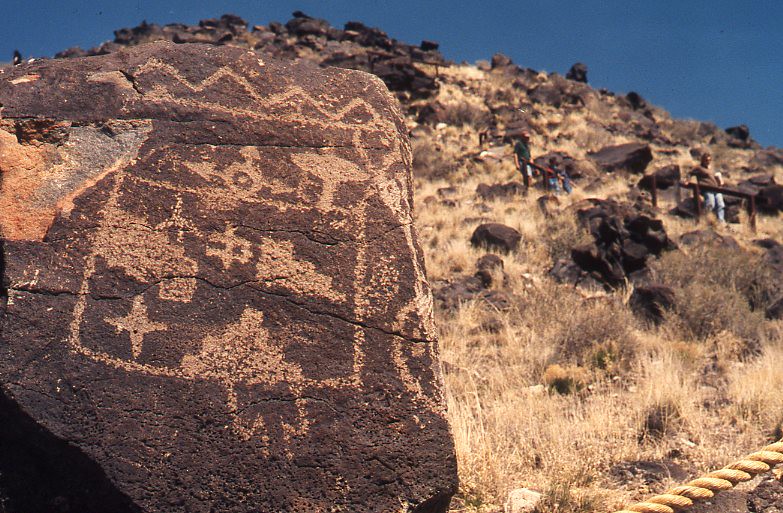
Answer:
[614, 440, 783, 513]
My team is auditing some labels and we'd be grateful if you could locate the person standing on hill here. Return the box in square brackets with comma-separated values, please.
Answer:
[513, 130, 534, 188]
[689, 152, 725, 223]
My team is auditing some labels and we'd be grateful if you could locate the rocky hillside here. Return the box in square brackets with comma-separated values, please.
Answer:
[29, 11, 783, 512]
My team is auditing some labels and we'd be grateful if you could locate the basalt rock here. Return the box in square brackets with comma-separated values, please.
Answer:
[589, 142, 653, 174]
[637, 164, 681, 191]
[470, 223, 522, 253]
[475, 181, 524, 200]
[565, 62, 588, 83]
[564, 200, 674, 287]
[629, 285, 676, 325]
[758, 184, 783, 214]
[0, 42, 457, 513]
[55, 13, 445, 101]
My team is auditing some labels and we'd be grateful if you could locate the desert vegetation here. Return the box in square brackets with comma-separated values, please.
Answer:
[410, 64, 782, 511]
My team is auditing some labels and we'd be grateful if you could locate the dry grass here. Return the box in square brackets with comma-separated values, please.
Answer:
[407, 61, 782, 512]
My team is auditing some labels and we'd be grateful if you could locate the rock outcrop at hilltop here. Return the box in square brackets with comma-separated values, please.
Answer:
[0, 42, 457, 513]
[55, 12, 445, 100]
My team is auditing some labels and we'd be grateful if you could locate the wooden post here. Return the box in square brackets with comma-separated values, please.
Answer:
[693, 183, 702, 221]
[749, 195, 757, 232]
[651, 174, 658, 208]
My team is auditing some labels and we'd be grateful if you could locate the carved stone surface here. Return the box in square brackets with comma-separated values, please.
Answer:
[0, 42, 457, 513]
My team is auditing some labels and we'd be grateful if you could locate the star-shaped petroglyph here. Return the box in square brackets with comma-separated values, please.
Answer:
[155, 194, 196, 242]
[207, 225, 254, 269]
[106, 296, 167, 359]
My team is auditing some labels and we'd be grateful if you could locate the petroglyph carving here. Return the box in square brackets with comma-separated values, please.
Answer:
[106, 296, 167, 359]
[0, 42, 456, 512]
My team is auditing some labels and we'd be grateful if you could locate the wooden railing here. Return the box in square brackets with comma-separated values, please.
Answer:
[675, 181, 758, 231]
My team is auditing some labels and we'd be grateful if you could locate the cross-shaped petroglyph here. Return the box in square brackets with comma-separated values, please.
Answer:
[106, 296, 167, 359]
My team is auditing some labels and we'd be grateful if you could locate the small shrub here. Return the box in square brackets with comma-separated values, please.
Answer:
[639, 401, 681, 441]
[411, 138, 455, 179]
[540, 212, 592, 263]
[553, 300, 639, 371]
[652, 246, 776, 345]
[543, 364, 590, 394]
[439, 102, 492, 129]
[534, 483, 601, 513]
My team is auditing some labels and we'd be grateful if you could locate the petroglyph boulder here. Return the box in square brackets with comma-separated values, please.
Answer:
[0, 42, 457, 513]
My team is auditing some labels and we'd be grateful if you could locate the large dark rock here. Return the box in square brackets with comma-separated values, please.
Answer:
[563, 200, 674, 287]
[637, 164, 681, 191]
[470, 223, 522, 253]
[589, 142, 654, 174]
[0, 42, 456, 513]
[565, 62, 588, 83]
[758, 184, 783, 214]
[629, 285, 676, 325]
[625, 91, 647, 110]
[725, 124, 750, 141]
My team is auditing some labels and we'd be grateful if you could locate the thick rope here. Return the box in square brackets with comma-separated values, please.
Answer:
[614, 441, 783, 513]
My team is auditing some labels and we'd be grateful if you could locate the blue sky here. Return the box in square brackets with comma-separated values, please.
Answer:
[3, 1, 781, 147]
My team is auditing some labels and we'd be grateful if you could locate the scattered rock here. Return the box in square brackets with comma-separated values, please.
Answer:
[475, 254, 505, 288]
[725, 124, 750, 142]
[626, 91, 647, 110]
[475, 181, 525, 200]
[470, 223, 522, 253]
[680, 229, 740, 251]
[504, 488, 542, 513]
[0, 42, 457, 513]
[637, 164, 681, 191]
[437, 186, 459, 199]
[747, 477, 783, 512]
[56, 12, 445, 101]
[537, 194, 561, 217]
[610, 459, 688, 486]
[589, 142, 654, 174]
[491, 53, 513, 69]
[766, 296, 783, 320]
[629, 285, 676, 325]
[750, 148, 783, 168]
[432, 278, 513, 311]
[565, 62, 588, 83]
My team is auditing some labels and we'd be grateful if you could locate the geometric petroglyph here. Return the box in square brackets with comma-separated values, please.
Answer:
[106, 295, 167, 359]
[207, 225, 254, 268]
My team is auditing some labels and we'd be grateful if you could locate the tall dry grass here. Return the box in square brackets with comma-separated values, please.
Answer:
[409, 61, 783, 512]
